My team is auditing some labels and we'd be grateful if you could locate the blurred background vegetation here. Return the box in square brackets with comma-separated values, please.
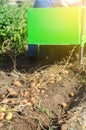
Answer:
[0, 0, 34, 69]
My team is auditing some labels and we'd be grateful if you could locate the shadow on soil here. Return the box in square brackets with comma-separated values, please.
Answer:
[0, 45, 86, 130]
[67, 81, 86, 111]
[0, 45, 80, 73]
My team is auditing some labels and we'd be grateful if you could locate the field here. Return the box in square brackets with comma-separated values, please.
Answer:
[0, 1, 86, 130]
[0, 51, 86, 130]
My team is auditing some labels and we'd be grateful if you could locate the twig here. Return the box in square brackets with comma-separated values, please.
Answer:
[64, 45, 77, 68]
[36, 65, 52, 72]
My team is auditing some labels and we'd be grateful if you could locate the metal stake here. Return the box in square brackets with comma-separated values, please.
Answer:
[80, 0, 85, 64]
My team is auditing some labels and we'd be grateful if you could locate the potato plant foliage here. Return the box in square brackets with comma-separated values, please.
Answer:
[0, 3, 29, 69]
[0, 4, 28, 55]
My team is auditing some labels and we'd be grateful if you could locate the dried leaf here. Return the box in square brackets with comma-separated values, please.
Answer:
[1, 94, 5, 99]
[30, 82, 36, 88]
[1, 98, 9, 104]
[7, 87, 17, 96]
[20, 91, 24, 97]
[23, 91, 29, 97]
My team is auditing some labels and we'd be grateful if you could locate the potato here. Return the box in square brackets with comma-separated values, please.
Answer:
[0, 113, 5, 121]
[69, 92, 74, 97]
[30, 97, 36, 105]
[61, 102, 67, 108]
[13, 81, 22, 87]
[26, 102, 32, 107]
[5, 112, 13, 121]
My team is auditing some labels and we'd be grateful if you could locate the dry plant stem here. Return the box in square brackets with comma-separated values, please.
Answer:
[15, 113, 47, 130]
[9, 53, 17, 71]
[64, 45, 77, 68]
[30, 115, 50, 128]
[0, 109, 14, 113]
[36, 65, 51, 72]
[75, 64, 86, 77]
[29, 46, 77, 85]
[2, 39, 11, 51]
[37, 120, 45, 130]
[7, 121, 13, 130]
[0, 106, 26, 113]
[14, 105, 26, 112]
[29, 65, 52, 83]
[2, 39, 17, 71]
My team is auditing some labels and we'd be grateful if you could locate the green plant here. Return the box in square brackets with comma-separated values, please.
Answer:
[0, 0, 9, 6]
[0, 5, 28, 69]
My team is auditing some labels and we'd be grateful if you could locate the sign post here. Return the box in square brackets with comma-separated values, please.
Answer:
[80, 0, 85, 64]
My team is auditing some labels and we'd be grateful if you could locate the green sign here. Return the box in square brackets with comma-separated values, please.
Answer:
[28, 7, 85, 45]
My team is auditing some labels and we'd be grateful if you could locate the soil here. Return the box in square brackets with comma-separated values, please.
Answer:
[0, 50, 86, 130]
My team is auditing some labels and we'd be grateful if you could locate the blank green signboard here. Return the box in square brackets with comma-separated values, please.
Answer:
[27, 7, 82, 45]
